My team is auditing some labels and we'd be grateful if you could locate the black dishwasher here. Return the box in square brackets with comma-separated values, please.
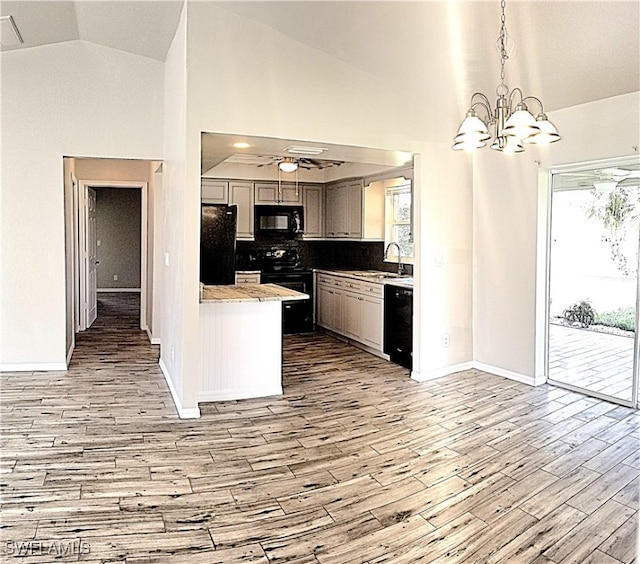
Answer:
[384, 284, 413, 370]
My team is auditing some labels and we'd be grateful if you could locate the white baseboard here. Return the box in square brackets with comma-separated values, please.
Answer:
[1, 362, 68, 373]
[158, 359, 201, 419]
[472, 361, 537, 386]
[411, 361, 474, 382]
[411, 360, 539, 387]
[97, 288, 141, 293]
[66, 344, 75, 367]
[198, 386, 283, 403]
[144, 326, 161, 345]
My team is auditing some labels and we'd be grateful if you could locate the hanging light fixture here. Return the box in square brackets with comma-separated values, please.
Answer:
[452, 0, 561, 153]
[278, 158, 298, 173]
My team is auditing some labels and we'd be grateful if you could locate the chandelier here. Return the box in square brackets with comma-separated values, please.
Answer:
[452, 0, 561, 153]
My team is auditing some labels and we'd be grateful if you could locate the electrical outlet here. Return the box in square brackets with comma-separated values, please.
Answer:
[113, 274, 118, 281]
[441, 334, 450, 347]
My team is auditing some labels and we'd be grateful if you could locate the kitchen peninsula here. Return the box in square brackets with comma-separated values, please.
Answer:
[199, 283, 308, 402]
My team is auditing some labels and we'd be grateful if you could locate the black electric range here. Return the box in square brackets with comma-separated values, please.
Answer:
[250, 249, 314, 334]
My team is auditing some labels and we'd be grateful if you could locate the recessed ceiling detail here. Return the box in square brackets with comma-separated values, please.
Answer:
[283, 145, 327, 156]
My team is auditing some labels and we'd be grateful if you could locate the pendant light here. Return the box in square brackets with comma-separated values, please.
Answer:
[452, 0, 561, 153]
[278, 158, 298, 173]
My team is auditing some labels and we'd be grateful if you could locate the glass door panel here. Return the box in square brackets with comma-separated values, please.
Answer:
[548, 162, 640, 406]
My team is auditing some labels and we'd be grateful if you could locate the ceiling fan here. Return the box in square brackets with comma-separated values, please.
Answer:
[593, 168, 640, 193]
[257, 156, 343, 171]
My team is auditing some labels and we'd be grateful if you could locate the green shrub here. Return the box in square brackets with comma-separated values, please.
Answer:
[562, 300, 596, 327]
[595, 307, 636, 332]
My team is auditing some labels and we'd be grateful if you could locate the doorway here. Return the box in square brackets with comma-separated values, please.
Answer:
[75, 180, 148, 334]
[547, 158, 640, 407]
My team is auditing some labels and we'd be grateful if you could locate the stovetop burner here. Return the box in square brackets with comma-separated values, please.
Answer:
[249, 247, 307, 273]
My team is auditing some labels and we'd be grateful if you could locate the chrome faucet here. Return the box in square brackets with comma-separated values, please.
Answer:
[384, 242, 404, 275]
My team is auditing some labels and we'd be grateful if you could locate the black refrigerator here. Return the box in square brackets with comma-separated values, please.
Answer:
[200, 204, 237, 285]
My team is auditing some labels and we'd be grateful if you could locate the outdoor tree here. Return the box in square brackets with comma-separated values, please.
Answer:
[585, 186, 640, 276]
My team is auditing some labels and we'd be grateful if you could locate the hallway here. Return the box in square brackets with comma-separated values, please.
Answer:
[1, 294, 638, 562]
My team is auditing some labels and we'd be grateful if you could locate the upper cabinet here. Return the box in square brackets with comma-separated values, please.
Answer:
[229, 181, 255, 240]
[302, 184, 324, 239]
[325, 180, 364, 239]
[201, 179, 229, 204]
[201, 179, 254, 240]
[254, 182, 302, 205]
[201, 175, 385, 242]
[325, 179, 384, 240]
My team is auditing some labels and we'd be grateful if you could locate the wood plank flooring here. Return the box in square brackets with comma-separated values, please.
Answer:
[1, 293, 638, 563]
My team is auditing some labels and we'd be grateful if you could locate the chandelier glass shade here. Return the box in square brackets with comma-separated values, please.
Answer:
[453, 0, 561, 153]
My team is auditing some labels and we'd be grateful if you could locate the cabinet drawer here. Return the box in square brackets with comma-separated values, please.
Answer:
[362, 282, 383, 298]
[342, 279, 362, 293]
[235, 273, 261, 284]
[317, 274, 348, 289]
[317, 274, 336, 287]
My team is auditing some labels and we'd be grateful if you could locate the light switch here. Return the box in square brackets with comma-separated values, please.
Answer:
[164, 252, 170, 267]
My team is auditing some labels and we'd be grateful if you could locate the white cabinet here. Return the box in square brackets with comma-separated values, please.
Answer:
[346, 181, 363, 238]
[316, 273, 384, 353]
[325, 183, 347, 237]
[317, 283, 341, 331]
[325, 180, 363, 238]
[229, 181, 254, 239]
[201, 179, 229, 204]
[302, 184, 324, 239]
[201, 179, 254, 239]
[235, 272, 260, 284]
[255, 182, 302, 205]
[361, 292, 384, 350]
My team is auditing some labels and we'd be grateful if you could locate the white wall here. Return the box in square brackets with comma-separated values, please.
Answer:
[160, 5, 194, 415]
[0, 41, 164, 370]
[165, 3, 474, 410]
[473, 92, 640, 382]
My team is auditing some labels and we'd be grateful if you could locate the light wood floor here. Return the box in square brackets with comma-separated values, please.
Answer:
[1, 293, 639, 563]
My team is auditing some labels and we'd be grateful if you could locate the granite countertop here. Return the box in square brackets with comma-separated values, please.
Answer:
[315, 269, 414, 287]
[201, 283, 309, 303]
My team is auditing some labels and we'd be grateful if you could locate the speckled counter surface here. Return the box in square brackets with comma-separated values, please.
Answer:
[200, 283, 308, 303]
[315, 269, 414, 287]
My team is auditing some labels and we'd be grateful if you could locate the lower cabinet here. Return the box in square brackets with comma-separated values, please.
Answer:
[316, 273, 384, 353]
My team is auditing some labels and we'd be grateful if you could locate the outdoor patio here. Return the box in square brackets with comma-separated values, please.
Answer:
[549, 323, 635, 403]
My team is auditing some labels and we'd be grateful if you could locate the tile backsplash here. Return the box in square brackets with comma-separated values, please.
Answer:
[237, 238, 412, 275]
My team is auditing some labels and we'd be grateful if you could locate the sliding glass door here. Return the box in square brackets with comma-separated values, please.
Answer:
[548, 160, 640, 406]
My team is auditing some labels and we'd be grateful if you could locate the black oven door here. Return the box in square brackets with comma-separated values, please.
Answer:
[261, 271, 313, 334]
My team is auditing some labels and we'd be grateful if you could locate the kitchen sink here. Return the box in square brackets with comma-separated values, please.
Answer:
[358, 271, 406, 279]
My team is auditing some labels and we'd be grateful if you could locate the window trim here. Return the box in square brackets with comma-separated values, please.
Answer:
[384, 181, 414, 264]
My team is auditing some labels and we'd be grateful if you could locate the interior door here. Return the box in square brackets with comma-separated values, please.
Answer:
[85, 187, 98, 327]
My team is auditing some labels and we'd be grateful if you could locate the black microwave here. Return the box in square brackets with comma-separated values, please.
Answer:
[255, 205, 304, 235]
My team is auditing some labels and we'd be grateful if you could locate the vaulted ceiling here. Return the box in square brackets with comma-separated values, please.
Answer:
[2, 1, 638, 116]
